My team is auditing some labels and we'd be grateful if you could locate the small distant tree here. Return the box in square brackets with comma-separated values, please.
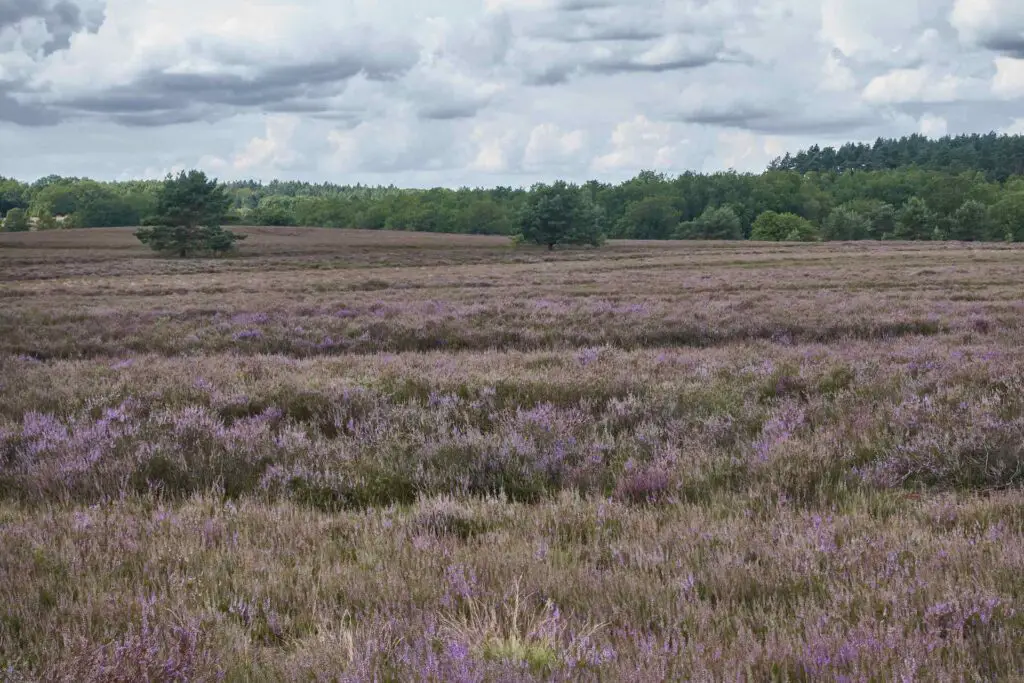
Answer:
[949, 200, 991, 241]
[459, 198, 512, 235]
[676, 205, 742, 240]
[894, 197, 936, 241]
[782, 219, 822, 242]
[2, 208, 29, 232]
[35, 213, 59, 231]
[616, 196, 679, 240]
[990, 192, 1024, 242]
[750, 211, 820, 242]
[750, 211, 789, 241]
[864, 202, 897, 240]
[251, 195, 297, 226]
[822, 207, 870, 241]
[517, 180, 605, 250]
[135, 170, 245, 257]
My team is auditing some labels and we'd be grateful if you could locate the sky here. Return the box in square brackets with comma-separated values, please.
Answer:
[1, 0, 1024, 187]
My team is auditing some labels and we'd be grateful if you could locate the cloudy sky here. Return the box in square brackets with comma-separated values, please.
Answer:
[1, 0, 1024, 186]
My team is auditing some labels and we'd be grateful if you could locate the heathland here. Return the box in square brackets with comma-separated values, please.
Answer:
[1, 227, 1022, 681]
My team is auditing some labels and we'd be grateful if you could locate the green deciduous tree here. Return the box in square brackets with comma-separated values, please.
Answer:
[134, 171, 245, 257]
[828, 199, 894, 239]
[895, 197, 937, 240]
[616, 196, 680, 239]
[949, 200, 992, 241]
[750, 211, 820, 242]
[783, 219, 822, 242]
[676, 205, 742, 240]
[355, 202, 389, 230]
[822, 207, 871, 241]
[34, 213, 59, 231]
[28, 179, 150, 227]
[2, 208, 29, 232]
[864, 202, 897, 239]
[252, 195, 297, 226]
[0, 178, 28, 216]
[990, 192, 1024, 242]
[459, 198, 513, 235]
[517, 181, 605, 250]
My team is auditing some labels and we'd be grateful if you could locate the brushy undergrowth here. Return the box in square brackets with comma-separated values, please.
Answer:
[0, 232, 1022, 681]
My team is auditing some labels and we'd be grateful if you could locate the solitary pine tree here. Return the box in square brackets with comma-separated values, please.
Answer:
[517, 181, 605, 250]
[135, 170, 245, 257]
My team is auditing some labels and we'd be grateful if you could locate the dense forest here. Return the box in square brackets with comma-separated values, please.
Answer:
[5, 133, 1024, 242]
[770, 133, 1024, 181]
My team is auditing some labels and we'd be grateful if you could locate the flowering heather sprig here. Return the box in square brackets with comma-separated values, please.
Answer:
[752, 402, 806, 463]
[443, 563, 478, 606]
[576, 348, 601, 367]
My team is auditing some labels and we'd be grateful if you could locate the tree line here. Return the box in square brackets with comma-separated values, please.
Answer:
[5, 133, 1024, 243]
[770, 132, 1024, 181]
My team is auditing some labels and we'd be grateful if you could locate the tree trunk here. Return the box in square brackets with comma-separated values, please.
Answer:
[548, 243, 554, 251]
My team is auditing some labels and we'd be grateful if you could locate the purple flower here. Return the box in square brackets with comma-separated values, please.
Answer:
[445, 641, 470, 662]
[443, 564, 477, 605]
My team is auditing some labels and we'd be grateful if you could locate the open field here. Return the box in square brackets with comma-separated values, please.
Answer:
[1, 228, 1023, 681]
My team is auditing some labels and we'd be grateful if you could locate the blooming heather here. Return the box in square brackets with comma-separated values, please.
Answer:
[0, 233, 1021, 680]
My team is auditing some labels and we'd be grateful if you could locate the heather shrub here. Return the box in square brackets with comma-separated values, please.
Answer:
[863, 393, 1024, 490]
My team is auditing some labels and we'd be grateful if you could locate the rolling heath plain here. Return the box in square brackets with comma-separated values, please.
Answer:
[1, 218, 1023, 681]
[6, 0, 1024, 676]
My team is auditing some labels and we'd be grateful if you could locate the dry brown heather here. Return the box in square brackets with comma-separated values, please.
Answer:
[0, 227, 1022, 681]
